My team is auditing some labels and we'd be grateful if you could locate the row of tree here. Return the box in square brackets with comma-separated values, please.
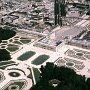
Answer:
[30, 62, 90, 90]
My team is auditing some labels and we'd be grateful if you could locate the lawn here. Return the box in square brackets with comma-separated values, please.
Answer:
[6, 46, 19, 52]
[20, 39, 31, 44]
[13, 41, 22, 45]
[33, 68, 40, 82]
[32, 55, 50, 65]
[17, 51, 36, 61]
[20, 37, 29, 39]
[27, 68, 34, 85]
[7, 44, 18, 47]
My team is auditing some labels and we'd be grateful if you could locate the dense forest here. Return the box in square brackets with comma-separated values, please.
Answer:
[30, 62, 90, 90]
[0, 26, 16, 43]
[0, 49, 11, 61]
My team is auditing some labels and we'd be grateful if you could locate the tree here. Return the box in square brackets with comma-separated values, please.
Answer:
[30, 62, 89, 90]
[86, 0, 90, 1]
[0, 49, 11, 61]
[0, 26, 16, 41]
[86, 78, 90, 90]
[60, 4, 66, 16]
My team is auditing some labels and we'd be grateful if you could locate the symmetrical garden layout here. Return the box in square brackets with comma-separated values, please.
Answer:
[0, 27, 42, 90]
[0, 27, 90, 90]
[0, 25, 90, 90]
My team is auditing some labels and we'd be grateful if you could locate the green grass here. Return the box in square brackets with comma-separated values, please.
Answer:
[7, 46, 19, 52]
[17, 51, 36, 61]
[33, 68, 40, 82]
[32, 55, 50, 65]
[27, 68, 34, 85]
[8, 44, 18, 47]
[66, 62, 74, 66]
[13, 41, 22, 45]
[20, 39, 31, 44]
[20, 37, 29, 39]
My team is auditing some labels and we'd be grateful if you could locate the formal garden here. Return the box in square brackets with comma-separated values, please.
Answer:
[65, 48, 90, 60]
[0, 65, 33, 90]
[0, 36, 33, 54]
[55, 57, 85, 71]
[0, 25, 36, 55]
